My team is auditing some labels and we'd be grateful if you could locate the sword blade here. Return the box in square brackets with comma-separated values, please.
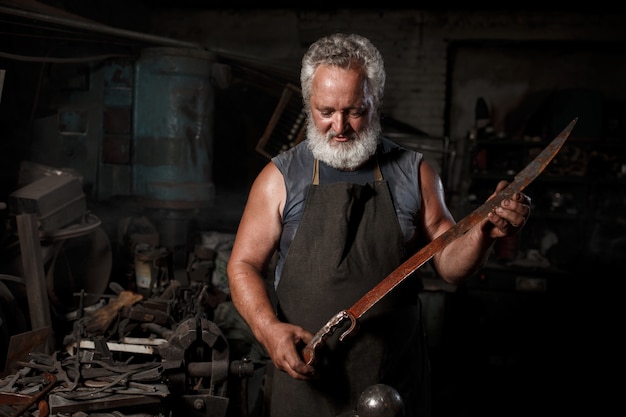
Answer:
[351, 116, 577, 319]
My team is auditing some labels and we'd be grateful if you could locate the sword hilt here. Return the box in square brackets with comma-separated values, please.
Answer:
[301, 310, 357, 366]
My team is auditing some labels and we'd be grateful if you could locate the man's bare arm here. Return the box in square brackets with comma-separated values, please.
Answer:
[419, 161, 530, 285]
[227, 162, 315, 379]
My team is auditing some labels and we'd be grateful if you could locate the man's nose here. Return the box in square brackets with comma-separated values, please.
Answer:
[332, 113, 348, 133]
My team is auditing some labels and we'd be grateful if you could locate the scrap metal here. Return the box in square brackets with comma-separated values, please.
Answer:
[1, 278, 255, 417]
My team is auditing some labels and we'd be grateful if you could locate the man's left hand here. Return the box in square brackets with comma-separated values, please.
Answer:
[486, 180, 532, 238]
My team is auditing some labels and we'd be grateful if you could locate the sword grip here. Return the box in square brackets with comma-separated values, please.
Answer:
[301, 310, 355, 366]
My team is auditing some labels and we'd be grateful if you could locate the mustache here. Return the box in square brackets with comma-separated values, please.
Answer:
[327, 130, 358, 141]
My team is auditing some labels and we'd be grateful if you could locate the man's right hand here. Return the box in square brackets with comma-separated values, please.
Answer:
[263, 322, 316, 380]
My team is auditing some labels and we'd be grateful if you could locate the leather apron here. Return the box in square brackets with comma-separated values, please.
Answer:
[271, 159, 430, 417]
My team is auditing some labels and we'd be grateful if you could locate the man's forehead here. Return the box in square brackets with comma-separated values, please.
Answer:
[311, 71, 366, 103]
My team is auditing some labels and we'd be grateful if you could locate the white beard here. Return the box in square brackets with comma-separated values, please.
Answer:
[306, 119, 381, 171]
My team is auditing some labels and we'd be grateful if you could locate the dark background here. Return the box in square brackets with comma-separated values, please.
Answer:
[0, 2, 622, 416]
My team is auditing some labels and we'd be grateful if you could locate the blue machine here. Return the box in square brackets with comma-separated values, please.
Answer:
[133, 47, 216, 210]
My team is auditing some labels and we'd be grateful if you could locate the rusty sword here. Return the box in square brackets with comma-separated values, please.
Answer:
[302, 117, 578, 366]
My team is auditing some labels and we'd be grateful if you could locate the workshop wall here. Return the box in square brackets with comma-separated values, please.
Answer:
[2, 6, 626, 200]
[143, 8, 626, 192]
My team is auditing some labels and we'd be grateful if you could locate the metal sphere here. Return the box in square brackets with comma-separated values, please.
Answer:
[356, 384, 405, 417]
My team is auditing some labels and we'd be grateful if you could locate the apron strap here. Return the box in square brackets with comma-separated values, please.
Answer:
[313, 158, 320, 185]
[373, 159, 383, 181]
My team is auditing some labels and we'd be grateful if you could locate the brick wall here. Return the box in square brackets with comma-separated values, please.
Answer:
[149, 9, 626, 138]
[148, 8, 626, 198]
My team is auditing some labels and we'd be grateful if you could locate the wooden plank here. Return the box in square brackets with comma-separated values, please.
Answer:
[16, 213, 53, 354]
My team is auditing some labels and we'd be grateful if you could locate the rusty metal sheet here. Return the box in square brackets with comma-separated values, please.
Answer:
[4, 328, 51, 373]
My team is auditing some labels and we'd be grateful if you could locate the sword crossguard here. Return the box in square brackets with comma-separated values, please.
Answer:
[301, 310, 357, 366]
